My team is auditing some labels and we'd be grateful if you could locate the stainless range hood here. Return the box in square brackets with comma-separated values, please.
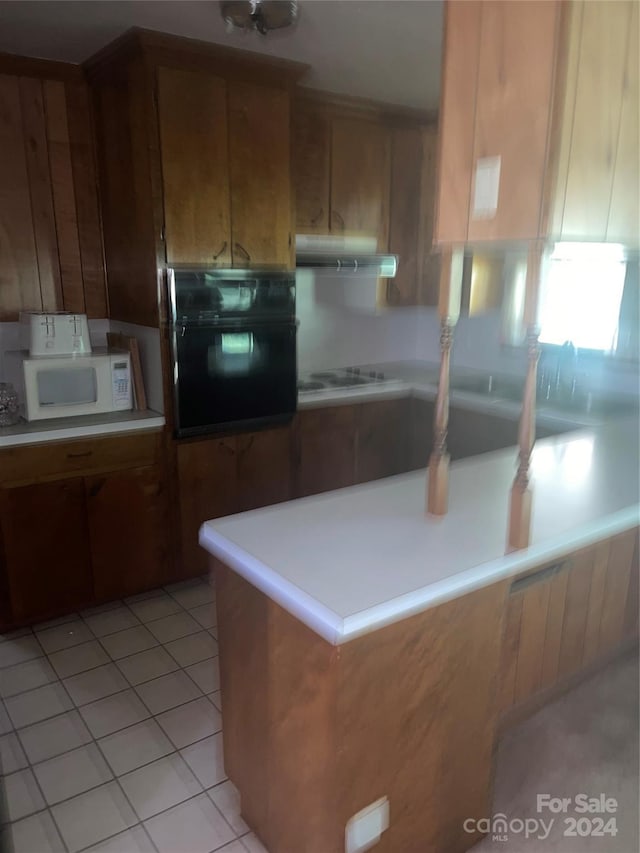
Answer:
[295, 235, 398, 278]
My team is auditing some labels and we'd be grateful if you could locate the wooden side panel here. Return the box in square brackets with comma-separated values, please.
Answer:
[623, 530, 639, 639]
[64, 80, 107, 317]
[43, 79, 84, 313]
[598, 528, 635, 653]
[214, 562, 271, 834]
[292, 103, 331, 233]
[434, 0, 481, 244]
[0, 478, 93, 623]
[91, 61, 159, 326]
[540, 566, 570, 688]
[228, 81, 292, 268]
[387, 126, 423, 306]
[607, 0, 639, 246]
[18, 76, 62, 312]
[558, 548, 594, 678]
[338, 580, 509, 853]
[87, 466, 171, 601]
[0, 74, 41, 318]
[330, 117, 390, 250]
[582, 539, 609, 665]
[498, 590, 524, 712]
[267, 592, 339, 853]
[468, 0, 560, 242]
[355, 398, 410, 484]
[560, 1, 631, 240]
[236, 426, 292, 513]
[176, 438, 238, 578]
[418, 126, 441, 307]
[514, 579, 551, 703]
[157, 67, 232, 266]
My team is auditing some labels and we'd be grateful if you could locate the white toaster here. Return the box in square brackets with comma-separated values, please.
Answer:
[20, 311, 92, 357]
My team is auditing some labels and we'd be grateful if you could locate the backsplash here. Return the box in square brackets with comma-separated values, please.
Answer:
[296, 269, 423, 373]
[0, 319, 164, 414]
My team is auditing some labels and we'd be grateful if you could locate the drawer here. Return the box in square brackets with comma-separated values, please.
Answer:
[0, 431, 162, 485]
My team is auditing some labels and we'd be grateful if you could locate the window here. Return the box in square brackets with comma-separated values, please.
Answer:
[537, 243, 627, 352]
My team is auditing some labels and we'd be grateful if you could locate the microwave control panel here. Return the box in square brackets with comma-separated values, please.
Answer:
[112, 360, 132, 409]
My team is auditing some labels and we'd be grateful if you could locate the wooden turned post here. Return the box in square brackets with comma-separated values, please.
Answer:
[508, 243, 544, 550]
[427, 248, 463, 516]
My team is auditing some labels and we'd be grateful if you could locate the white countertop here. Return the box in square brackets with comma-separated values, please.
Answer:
[200, 417, 640, 645]
[0, 409, 165, 448]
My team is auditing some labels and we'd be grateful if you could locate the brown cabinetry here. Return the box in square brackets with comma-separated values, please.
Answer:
[355, 398, 410, 484]
[435, 0, 639, 247]
[498, 528, 639, 717]
[0, 63, 106, 321]
[87, 32, 305, 327]
[0, 431, 170, 628]
[448, 406, 519, 460]
[295, 405, 358, 498]
[292, 95, 439, 306]
[177, 426, 293, 577]
[157, 68, 293, 270]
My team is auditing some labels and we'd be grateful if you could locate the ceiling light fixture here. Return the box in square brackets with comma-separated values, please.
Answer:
[220, 0, 299, 35]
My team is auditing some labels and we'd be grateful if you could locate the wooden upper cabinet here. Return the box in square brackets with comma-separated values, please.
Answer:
[228, 81, 293, 268]
[0, 69, 106, 321]
[330, 117, 391, 250]
[292, 104, 331, 234]
[435, 0, 639, 247]
[551, 0, 639, 244]
[157, 67, 232, 267]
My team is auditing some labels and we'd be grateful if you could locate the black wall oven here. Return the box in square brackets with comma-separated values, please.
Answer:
[168, 268, 297, 438]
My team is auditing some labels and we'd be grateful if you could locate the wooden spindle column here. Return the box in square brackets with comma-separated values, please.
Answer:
[508, 242, 544, 550]
[427, 248, 463, 516]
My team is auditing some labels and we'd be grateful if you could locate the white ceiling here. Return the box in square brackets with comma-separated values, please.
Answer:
[0, 0, 443, 110]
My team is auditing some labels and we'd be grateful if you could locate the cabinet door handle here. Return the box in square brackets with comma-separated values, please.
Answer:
[234, 242, 251, 262]
[213, 241, 227, 261]
[67, 451, 92, 460]
[510, 559, 570, 593]
[310, 208, 324, 226]
[331, 210, 345, 230]
[88, 478, 105, 498]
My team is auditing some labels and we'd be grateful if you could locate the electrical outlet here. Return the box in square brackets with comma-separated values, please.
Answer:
[345, 796, 390, 853]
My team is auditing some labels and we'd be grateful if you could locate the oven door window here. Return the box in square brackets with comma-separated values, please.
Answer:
[174, 323, 296, 434]
[37, 367, 98, 407]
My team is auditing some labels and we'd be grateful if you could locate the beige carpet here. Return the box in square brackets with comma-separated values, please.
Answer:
[473, 651, 639, 853]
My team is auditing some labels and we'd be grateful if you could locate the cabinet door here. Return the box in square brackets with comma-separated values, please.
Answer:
[409, 397, 435, 470]
[330, 117, 391, 250]
[157, 67, 232, 267]
[386, 127, 424, 307]
[228, 82, 292, 268]
[295, 407, 357, 498]
[86, 466, 171, 601]
[292, 104, 330, 233]
[448, 408, 518, 460]
[0, 478, 93, 623]
[356, 399, 410, 484]
[177, 437, 239, 578]
[237, 426, 292, 513]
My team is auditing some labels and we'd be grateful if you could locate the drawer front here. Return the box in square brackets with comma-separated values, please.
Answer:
[0, 431, 162, 484]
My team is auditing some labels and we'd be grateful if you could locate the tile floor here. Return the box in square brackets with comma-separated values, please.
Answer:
[0, 576, 267, 853]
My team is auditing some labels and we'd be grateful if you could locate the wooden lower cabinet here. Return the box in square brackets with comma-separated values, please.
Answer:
[87, 466, 171, 601]
[0, 431, 170, 628]
[0, 477, 93, 623]
[177, 426, 293, 578]
[499, 528, 639, 718]
[295, 406, 358, 498]
[448, 406, 519, 460]
[355, 398, 410, 484]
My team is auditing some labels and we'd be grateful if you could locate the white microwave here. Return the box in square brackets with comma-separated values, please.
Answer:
[5, 349, 132, 421]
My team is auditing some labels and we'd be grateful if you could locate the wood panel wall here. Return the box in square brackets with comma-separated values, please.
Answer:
[0, 56, 106, 320]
